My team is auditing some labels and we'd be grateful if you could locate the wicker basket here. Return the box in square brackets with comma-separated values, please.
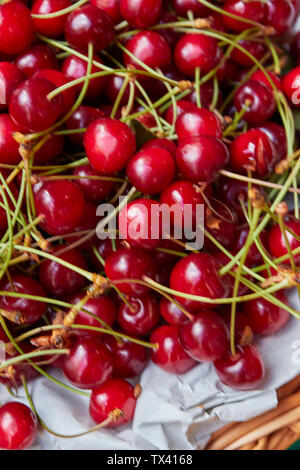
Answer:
[205, 375, 300, 450]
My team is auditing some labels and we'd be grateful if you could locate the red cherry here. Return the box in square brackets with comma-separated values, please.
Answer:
[268, 216, 300, 265]
[126, 147, 175, 194]
[84, 117, 136, 175]
[291, 31, 300, 60]
[282, 66, 300, 109]
[34, 180, 84, 235]
[33, 69, 76, 114]
[0, 62, 26, 111]
[234, 80, 276, 125]
[104, 247, 156, 295]
[205, 200, 237, 249]
[14, 44, 59, 77]
[66, 105, 104, 147]
[142, 138, 177, 158]
[32, 0, 71, 38]
[175, 108, 223, 141]
[174, 33, 221, 77]
[90, 238, 121, 269]
[9, 78, 64, 132]
[170, 0, 208, 16]
[265, 0, 295, 36]
[107, 74, 132, 106]
[104, 333, 148, 378]
[230, 39, 267, 67]
[179, 310, 229, 362]
[156, 10, 181, 48]
[0, 402, 37, 450]
[63, 200, 98, 250]
[90, 378, 137, 427]
[233, 225, 268, 266]
[65, 5, 115, 53]
[72, 164, 114, 203]
[0, 114, 21, 165]
[216, 175, 254, 220]
[159, 298, 190, 326]
[219, 307, 253, 345]
[120, 0, 161, 28]
[222, 0, 265, 32]
[63, 337, 113, 389]
[123, 31, 171, 71]
[0, 2, 34, 55]
[39, 245, 88, 297]
[251, 70, 282, 91]
[170, 253, 229, 311]
[186, 80, 220, 108]
[34, 133, 64, 164]
[213, 251, 250, 297]
[117, 294, 160, 336]
[150, 325, 197, 374]
[90, 0, 121, 24]
[176, 136, 229, 182]
[165, 100, 197, 125]
[214, 344, 265, 390]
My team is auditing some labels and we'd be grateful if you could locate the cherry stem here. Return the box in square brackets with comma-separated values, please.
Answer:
[31, 0, 88, 18]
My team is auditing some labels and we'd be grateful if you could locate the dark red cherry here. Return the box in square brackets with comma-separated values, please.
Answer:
[105, 247, 156, 295]
[205, 200, 237, 249]
[126, 147, 175, 194]
[216, 176, 254, 220]
[84, 117, 136, 175]
[283, 66, 300, 109]
[251, 70, 282, 91]
[213, 251, 251, 297]
[176, 136, 229, 182]
[156, 10, 181, 48]
[117, 294, 160, 336]
[265, 0, 295, 36]
[174, 33, 222, 77]
[72, 164, 114, 203]
[33, 69, 76, 114]
[32, 0, 71, 38]
[230, 128, 277, 176]
[222, 0, 265, 32]
[123, 31, 171, 71]
[65, 4, 115, 53]
[142, 138, 177, 159]
[214, 344, 265, 390]
[120, 0, 161, 28]
[233, 225, 268, 266]
[165, 100, 197, 125]
[9, 78, 64, 132]
[170, 253, 229, 311]
[39, 245, 87, 297]
[186, 80, 219, 108]
[104, 333, 148, 378]
[234, 80, 276, 125]
[150, 325, 197, 374]
[0, 62, 26, 111]
[15, 44, 59, 77]
[291, 31, 300, 61]
[159, 298, 190, 326]
[170, 0, 208, 16]
[243, 292, 290, 336]
[63, 200, 98, 250]
[0, 2, 34, 55]
[268, 216, 300, 265]
[175, 108, 222, 142]
[179, 310, 229, 362]
[256, 122, 286, 163]
[0, 114, 21, 165]
[107, 74, 132, 106]
[90, 0, 121, 24]
[90, 238, 121, 269]
[34, 133, 64, 164]
[66, 105, 104, 147]
[34, 180, 84, 235]
[0, 402, 37, 450]
[0, 273, 47, 324]
[63, 337, 113, 389]
[230, 39, 267, 68]
[90, 378, 137, 427]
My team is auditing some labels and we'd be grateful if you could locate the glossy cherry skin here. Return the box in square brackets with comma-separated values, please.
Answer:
[117, 294, 160, 336]
[216, 176, 255, 221]
[39, 245, 88, 297]
[143, 138, 177, 159]
[9, 78, 64, 133]
[123, 31, 172, 71]
[268, 216, 300, 265]
[104, 333, 148, 378]
[175, 108, 223, 141]
[214, 344, 265, 390]
[90, 0, 121, 24]
[63, 337, 113, 389]
[174, 33, 221, 77]
[0, 62, 26, 111]
[170, 253, 229, 311]
[230, 128, 277, 176]
[222, 0, 265, 32]
[66, 106, 104, 147]
[283, 66, 300, 109]
[90, 378, 137, 427]
[179, 311, 229, 362]
[120, 0, 161, 28]
[15, 44, 59, 77]
[265, 0, 295, 36]
[230, 39, 267, 68]
[234, 80, 276, 125]
[159, 298, 190, 326]
[0, 2, 34, 55]
[0, 115, 21, 165]
[251, 70, 282, 92]
[84, 117, 136, 175]
[0, 273, 47, 324]
[34, 180, 84, 235]
[256, 122, 287, 162]
[72, 164, 114, 203]
[105, 247, 156, 296]
[170, 0, 208, 16]
[65, 5, 115, 53]
[0, 402, 38, 450]
[176, 136, 229, 183]
[32, 0, 71, 38]
[165, 100, 197, 125]
[63, 200, 98, 250]
[243, 292, 290, 336]
[205, 200, 237, 249]
[150, 325, 197, 374]
[233, 226, 268, 266]
[33, 69, 76, 114]
[90, 238, 122, 270]
[126, 147, 175, 194]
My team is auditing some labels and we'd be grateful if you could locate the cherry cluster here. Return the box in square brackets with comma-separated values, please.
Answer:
[0, 0, 300, 450]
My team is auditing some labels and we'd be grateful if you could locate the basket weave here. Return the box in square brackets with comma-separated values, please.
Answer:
[205, 375, 300, 450]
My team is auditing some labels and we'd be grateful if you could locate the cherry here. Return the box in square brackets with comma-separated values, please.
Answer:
[234, 80, 276, 125]
[104, 333, 148, 378]
[216, 176, 257, 220]
[107, 74, 132, 106]
[159, 298, 190, 326]
[265, 0, 295, 36]
[0, 402, 38, 450]
[63, 200, 99, 250]
[104, 246, 156, 295]
[123, 31, 172, 71]
[9, 78, 64, 133]
[213, 251, 250, 297]
[176, 136, 229, 183]
[63, 337, 113, 389]
[230, 39, 267, 68]
[32, 0, 71, 38]
[165, 100, 197, 125]
[179, 310, 229, 362]
[65, 4, 115, 53]
[175, 108, 223, 141]
[214, 344, 265, 390]
[33, 69, 76, 114]
[15, 44, 59, 78]
[186, 81, 219, 108]
[267, 216, 300, 265]
[133, 105, 157, 128]
[230, 128, 277, 176]
[282, 66, 300, 109]
[66, 106, 104, 147]
[117, 294, 160, 336]
[0, 114, 21, 165]
[72, 164, 114, 203]
[39, 245, 88, 297]
[222, 0, 265, 32]
[90, 238, 121, 269]
[150, 325, 197, 374]
[0, 273, 47, 324]
[157, 11, 181, 48]
[170, 0, 208, 16]
[142, 138, 177, 159]
[251, 70, 282, 91]
[174, 33, 222, 77]
[34, 180, 84, 235]
[233, 225, 268, 266]
[170, 252, 229, 311]
[0, 62, 26, 111]
[243, 292, 290, 336]
[0, 2, 34, 55]
[126, 147, 175, 194]
[68, 291, 116, 336]
[34, 133, 64, 164]
[90, 378, 137, 427]
[291, 31, 300, 61]
[0, 341, 40, 388]
[120, 0, 162, 28]
[256, 122, 287, 162]
[84, 117, 136, 175]
[90, 0, 121, 24]
[205, 199, 237, 249]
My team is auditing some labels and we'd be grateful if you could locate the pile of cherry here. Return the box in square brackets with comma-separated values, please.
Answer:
[0, 0, 300, 450]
